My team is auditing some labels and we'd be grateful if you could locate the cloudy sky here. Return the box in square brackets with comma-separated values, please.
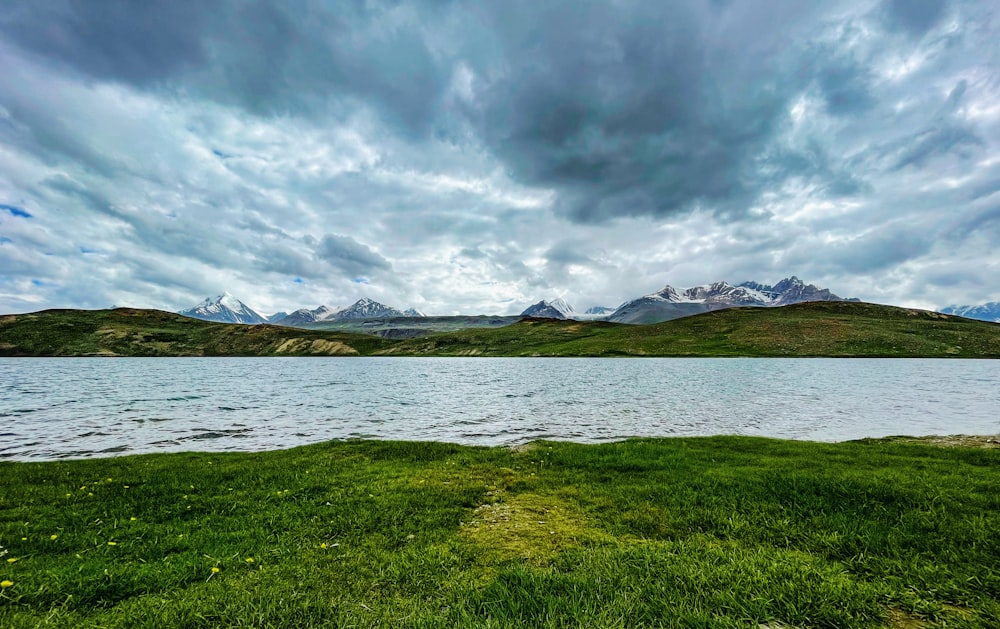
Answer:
[0, 0, 997, 316]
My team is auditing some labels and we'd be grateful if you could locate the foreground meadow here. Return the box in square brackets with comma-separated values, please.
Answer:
[1, 437, 998, 627]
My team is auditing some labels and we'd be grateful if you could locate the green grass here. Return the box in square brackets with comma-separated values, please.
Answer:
[2, 437, 998, 627]
[2, 301, 1000, 357]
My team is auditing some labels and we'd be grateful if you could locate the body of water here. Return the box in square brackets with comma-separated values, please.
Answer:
[1, 357, 997, 460]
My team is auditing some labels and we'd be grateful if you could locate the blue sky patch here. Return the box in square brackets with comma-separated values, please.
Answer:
[352, 277, 370, 284]
[1, 203, 32, 218]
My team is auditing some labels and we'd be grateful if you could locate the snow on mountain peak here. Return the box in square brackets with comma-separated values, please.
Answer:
[520, 298, 575, 319]
[179, 293, 266, 325]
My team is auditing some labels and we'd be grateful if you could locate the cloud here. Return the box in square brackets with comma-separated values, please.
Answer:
[884, 0, 948, 35]
[0, 1, 450, 136]
[315, 234, 391, 279]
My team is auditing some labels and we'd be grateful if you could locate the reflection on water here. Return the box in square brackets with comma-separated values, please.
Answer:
[1, 357, 997, 460]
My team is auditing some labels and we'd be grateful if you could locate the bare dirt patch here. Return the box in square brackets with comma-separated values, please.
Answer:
[274, 338, 358, 355]
[877, 435, 1000, 449]
[461, 492, 601, 564]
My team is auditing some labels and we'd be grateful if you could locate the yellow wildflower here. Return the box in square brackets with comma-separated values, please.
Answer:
[107, 542, 117, 546]
[320, 543, 328, 549]
[211, 567, 220, 573]
[0, 580, 13, 588]
[129, 517, 137, 521]
[245, 557, 254, 563]
[6, 558, 17, 563]
[50, 534, 58, 540]
[20, 537, 26, 541]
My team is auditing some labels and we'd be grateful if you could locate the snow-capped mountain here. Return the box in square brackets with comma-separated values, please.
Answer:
[738, 277, 852, 306]
[178, 293, 267, 324]
[328, 298, 405, 320]
[180, 294, 426, 327]
[521, 298, 576, 319]
[584, 306, 615, 315]
[940, 302, 1000, 323]
[608, 277, 855, 324]
[277, 305, 345, 326]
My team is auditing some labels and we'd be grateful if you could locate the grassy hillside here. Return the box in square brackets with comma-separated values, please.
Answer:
[2, 302, 999, 357]
[0, 308, 390, 356]
[1, 437, 998, 627]
[379, 301, 1000, 357]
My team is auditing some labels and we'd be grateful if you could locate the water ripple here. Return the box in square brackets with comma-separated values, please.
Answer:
[0, 357, 998, 461]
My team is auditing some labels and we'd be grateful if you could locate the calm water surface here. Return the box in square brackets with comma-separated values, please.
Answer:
[1, 357, 997, 460]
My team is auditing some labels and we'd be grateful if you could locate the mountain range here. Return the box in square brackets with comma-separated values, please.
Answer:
[179, 278, 997, 328]
[179, 293, 425, 326]
[521, 277, 859, 324]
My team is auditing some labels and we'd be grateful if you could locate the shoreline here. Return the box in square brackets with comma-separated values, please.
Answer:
[3, 433, 999, 464]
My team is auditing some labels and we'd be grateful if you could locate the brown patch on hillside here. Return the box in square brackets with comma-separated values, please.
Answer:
[866, 435, 1000, 448]
[274, 338, 358, 355]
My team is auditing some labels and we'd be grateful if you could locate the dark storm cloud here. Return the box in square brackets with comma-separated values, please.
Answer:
[814, 57, 876, 116]
[1, 0, 965, 227]
[462, 1, 877, 223]
[0, 0, 209, 84]
[873, 81, 985, 171]
[884, 0, 948, 35]
[314, 234, 391, 278]
[2, 0, 859, 224]
[545, 240, 595, 267]
[0, 0, 449, 136]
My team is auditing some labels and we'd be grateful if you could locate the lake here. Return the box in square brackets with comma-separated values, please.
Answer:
[1, 357, 997, 460]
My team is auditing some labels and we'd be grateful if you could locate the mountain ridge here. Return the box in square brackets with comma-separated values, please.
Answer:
[179, 295, 422, 325]
[607, 277, 857, 324]
[941, 302, 1000, 323]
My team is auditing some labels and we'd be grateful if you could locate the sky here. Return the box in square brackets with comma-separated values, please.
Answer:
[0, 0, 998, 316]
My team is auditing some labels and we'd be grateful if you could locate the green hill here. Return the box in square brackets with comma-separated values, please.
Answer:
[379, 301, 1000, 357]
[2, 302, 999, 357]
[0, 308, 390, 356]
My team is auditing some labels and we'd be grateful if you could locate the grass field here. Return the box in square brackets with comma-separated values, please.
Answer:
[2, 301, 1000, 358]
[1, 437, 998, 627]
